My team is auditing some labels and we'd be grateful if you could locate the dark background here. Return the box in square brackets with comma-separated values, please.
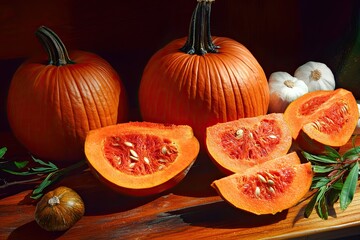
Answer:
[0, 0, 358, 131]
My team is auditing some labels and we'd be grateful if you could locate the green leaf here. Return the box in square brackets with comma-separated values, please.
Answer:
[331, 180, 344, 190]
[327, 187, 341, 206]
[302, 151, 338, 164]
[339, 162, 359, 210]
[317, 195, 328, 220]
[14, 160, 29, 169]
[0, 147, 7, 158]
[324, 146, 341, 159]
[311, 177, 330, 189]
[304, 192, 318, 218]
[342, 146, 360, 161]
[312, 165, 334, 174]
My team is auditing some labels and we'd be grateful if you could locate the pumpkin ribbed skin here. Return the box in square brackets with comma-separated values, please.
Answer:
[139, 36, 269, 145]
[7, 50, 127, 164]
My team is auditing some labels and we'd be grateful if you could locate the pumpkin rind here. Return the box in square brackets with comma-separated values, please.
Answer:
[211, 152, 313, 215]
[84, 122, 200, 196]
[138, 1, 269, 146]
[206, 113, 292, 174]
[7, 26, 128, 164]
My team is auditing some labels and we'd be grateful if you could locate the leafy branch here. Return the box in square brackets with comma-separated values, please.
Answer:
[0, 147, 87, 199]
[302, 144, 360, 219]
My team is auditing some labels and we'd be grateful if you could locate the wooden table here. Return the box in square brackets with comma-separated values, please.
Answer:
[1, 132, 360, 240]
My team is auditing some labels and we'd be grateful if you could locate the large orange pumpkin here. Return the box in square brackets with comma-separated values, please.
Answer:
[7, 26, 128, 165]
[138, 0, 269, 146]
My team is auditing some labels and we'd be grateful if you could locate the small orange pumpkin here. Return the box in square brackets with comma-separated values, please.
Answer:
[138, 0, 269, 146]
[7, 26, 128, 164]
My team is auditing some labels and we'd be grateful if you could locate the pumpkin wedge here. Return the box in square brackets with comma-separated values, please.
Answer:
[211, 152, 313, 215]
[85, 122, 200, 196]
[206, 113, 292, 175]
[284, 88, 358, 152]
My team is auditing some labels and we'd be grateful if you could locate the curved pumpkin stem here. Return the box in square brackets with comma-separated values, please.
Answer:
[180, 0, 219, 55]
[35, 26, 74, 66]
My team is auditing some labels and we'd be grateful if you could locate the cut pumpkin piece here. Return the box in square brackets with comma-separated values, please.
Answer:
[284, 88, 359, 153]
[85, 122, 200, 196]
[206, 113, 292, 174]
[211, 152, 312, 215]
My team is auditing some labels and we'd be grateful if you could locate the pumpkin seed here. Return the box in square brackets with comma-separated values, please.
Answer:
[267, 179, 275, 186]
[255, 186, 261, 197]
[130, 149, 139, 158]
[129, 162, 136, 168]
[268, 186, 275, 194]
[111, 142, 120, 147]
[129, 155, 139, 161]
[235, 129, 244, 138]
[161, 146, 168, 155]
[144, 157, 150, 165]
[257, 174, 267, 183]
[124, 141, 134, 147]
[268, 135, 277, 139]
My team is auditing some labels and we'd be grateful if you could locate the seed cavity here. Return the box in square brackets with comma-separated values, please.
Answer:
[124, 141, 134, 147]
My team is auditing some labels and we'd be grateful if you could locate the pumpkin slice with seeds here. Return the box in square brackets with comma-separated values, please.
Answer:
[206, 113, 292, 175]
[284, 88, 358, 153]
[85, 122, 199, 196]
[211, 152, 312, 215]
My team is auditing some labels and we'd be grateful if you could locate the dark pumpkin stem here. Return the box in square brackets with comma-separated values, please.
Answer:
[35, 26, 74, 66]
[180, 0, 219, 55]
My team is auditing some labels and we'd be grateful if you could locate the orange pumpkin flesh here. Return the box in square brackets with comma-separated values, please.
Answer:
[85, 122, 200, 196]
[7, 26, 128, 164]
[211, 152, 313, 215]
[139, 1, 269, 147]
[284, 88, 358, 152]
[206, 113, 292, 174]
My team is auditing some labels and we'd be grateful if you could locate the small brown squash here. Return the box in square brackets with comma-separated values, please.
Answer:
[35, 186, 85, 232]
[85, 122, 200, 196]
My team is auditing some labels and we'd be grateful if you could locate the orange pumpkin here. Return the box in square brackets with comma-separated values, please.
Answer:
[138, 0, 269, 146]
[7, 26, 128, 164]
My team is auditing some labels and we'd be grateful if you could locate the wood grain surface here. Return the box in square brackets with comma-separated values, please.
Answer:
[1, 133, 360, 240]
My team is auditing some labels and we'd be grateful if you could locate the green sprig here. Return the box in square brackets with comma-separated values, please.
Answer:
[303, 144, 360, 219]
[0, 147, 87, 199]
